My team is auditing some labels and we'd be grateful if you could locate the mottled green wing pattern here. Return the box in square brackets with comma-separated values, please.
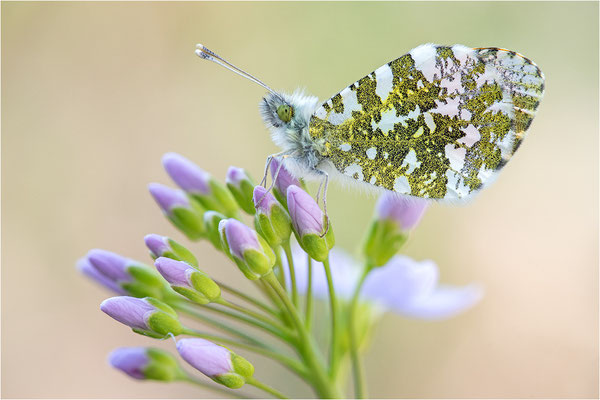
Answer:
[308, 44, 544, 200]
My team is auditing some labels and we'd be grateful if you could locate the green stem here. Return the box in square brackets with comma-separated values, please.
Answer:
[215, 279, 279, 317]
[263, 272, 341, 398]
[322, 256, 341, 377]
[282, 241, 298, 307]
[349, 265, 370, 399]
[183, 375, 250, 399]
[246, 377, 289, 399]
[216, 298, 296, 342]
[173, 302, 263, 346]
[200, 302, 292, 343]
[305, 255, 313, 330]
[182, 328, 307, 378]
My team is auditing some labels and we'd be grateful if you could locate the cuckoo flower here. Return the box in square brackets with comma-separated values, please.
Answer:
[219, 218, 275, 280]
[109, 347, 183, 382]
[176, 338, 254, 389]
[287, 185, 334, 262]
[148, 183, 206, 240]
[163, 152, 238, 217]
[154, 257, 221, 304]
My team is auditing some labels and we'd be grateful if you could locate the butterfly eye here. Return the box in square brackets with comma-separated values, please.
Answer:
[276, 105, 294, 123]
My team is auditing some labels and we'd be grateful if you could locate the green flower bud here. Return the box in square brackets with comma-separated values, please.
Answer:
[144, 234, 198, 267]
[204, 211, 227, 251]
[220, 219, 276, 280]
[226, 167, 256, 215]
[155, 257, 221, 305]
[253, 186, 292, 247]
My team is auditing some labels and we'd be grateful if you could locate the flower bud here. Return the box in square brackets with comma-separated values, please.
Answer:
[220, 218, 275, 280]
[176, 338, 254, 389]
[109, 347, 184, 382]
[162, 153, 238, 217]
[100, 296, 182, 338]
[154, 257, 221, 304]
[77, 257, 126, 295]
[363, 193, 428, 267]
[144, 234, 198, 267]
[226, 167, 256, 215]
[203, 211, 227, 251]
[253, 186, 292, 247]
[270, 157, 302, 207]
[287, 185, 334, 262]
[80, 249, 166, 298]
[148, 183, 206, 240]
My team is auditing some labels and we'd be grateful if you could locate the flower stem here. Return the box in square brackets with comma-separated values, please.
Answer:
[262, 271, 341, 398]
[182, 328, 307, 378]
[200, 302, 293, 343]
[215, 298, 296, 342]
[173, 302, 263, 346]
[246, 377, 289, 399]
[305, 255, 313, 330]
[322, 256, 341, 377]
[282, 240, 298, 307]
[349, 265, 370, 399]
[215, 279, 279, 317]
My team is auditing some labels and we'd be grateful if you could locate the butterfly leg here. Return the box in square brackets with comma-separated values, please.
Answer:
[258, 152, 289, 206]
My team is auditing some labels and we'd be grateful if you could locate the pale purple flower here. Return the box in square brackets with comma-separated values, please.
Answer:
[376, 192, 428, 230]
[100, 296, 156, 331]
[154, 257, 194, 288]
[148, 183, 189, 215]
[108, 347, 149, 380]
[270, 157, 301, 197]
[162, 152, 211, 195]
[282, 247, 482, 320]
[77, 257, 126, 294]
[287, 185, 324, 236]
[86, 249, 131, 283]
[225, 166, 248, 186]
[361, 256, 482, 319]
[253, 186, 278, 214]
[144, 234, 171, 258]
[221, 218, 260, 260]
[176, 338, 232, 378]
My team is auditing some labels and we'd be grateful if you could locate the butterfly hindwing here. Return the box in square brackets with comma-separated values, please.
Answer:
[308, 44, 544, 200]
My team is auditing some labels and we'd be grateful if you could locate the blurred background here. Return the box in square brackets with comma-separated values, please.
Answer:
[2, 2, 598, 398]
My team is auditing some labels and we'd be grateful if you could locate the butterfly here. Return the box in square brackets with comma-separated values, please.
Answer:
[196, 43, 544, 203]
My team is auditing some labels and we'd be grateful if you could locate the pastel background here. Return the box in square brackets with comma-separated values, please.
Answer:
[2, 2, 598, 398]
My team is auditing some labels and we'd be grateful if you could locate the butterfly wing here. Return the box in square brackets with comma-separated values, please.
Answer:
[308, 44, 544, 200]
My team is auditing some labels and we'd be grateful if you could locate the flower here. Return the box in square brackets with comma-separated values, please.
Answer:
[226, 166, 256, 214]
[219, 218, 275, 280]
[253, 186, 291, 247]
[287, 185, 334, 261]
[376, 192, 428, 230]
[176, 338, 254, 389]
[270, 157, 301, 206]
[162, 152, 238, 217]
[162, 152, 212, 195]
[109, 347, 183, 382]
[281, 246, 482, 320]
[144, 233, 198, 267]
[78, 249, 165, 298]
[154, 257, 221, 304]
[364, 193, 429, 267]
[100, 296, 183, 337]
[77, 257, 126, 295]
[148, 183, 206, 240]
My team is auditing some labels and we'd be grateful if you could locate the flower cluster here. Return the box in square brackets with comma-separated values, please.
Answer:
[79, 152, 481, 398]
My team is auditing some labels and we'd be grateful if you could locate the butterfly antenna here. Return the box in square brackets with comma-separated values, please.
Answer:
[195, 43, 278, 95]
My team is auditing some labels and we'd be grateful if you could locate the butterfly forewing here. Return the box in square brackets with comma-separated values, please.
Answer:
[308, 44, 544, 200]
